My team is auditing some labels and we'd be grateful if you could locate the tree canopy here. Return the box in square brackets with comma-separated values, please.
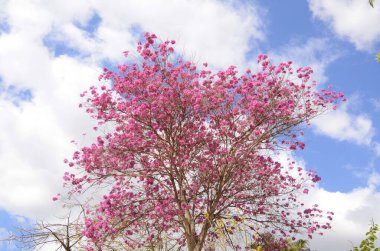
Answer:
[62, 33, 343, 251]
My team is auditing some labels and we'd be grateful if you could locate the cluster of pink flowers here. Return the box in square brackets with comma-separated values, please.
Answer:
[62, 32, 344, 250]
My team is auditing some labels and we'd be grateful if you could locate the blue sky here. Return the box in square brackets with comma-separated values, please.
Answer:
[261, 0, 380, 192]
[0, 0, 380, 250]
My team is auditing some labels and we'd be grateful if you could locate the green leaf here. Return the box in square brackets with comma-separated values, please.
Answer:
[376, 52, 380, 62]
[369, 0, 375, 8]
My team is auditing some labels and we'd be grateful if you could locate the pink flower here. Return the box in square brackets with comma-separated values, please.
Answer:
[60, 33, 342, 247]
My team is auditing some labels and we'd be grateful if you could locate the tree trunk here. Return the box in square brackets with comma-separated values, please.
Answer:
[184, 211, 197, 251]
[185, 219, 210, 251]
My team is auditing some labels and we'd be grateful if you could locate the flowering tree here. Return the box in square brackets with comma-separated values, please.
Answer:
[63, 33, 343, 251]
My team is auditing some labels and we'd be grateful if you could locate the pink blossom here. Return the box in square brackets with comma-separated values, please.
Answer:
[61, 33, 343, 250]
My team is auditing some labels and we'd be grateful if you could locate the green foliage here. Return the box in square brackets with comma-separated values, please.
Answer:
[368, 1, 379, 62]
[285, 239, 309, 251]
[351, 221, 380, 251]
[250, 235, 309, 251]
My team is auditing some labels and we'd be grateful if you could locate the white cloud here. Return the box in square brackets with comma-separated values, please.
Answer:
[0, 0, 265, 222]
[0, 0, 8, 26]
[0, 0, 102, 219]
[309, 0, 380, 50]
[277, 152, 380, 251]
[313, 102, 375, 145]
[33, 0, 266, 68]
[0, 63, 98, 218]
[307, 173, 380, 250]
[99, 0, 265, 69]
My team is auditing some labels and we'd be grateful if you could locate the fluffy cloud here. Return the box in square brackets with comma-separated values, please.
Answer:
[0, 0, 265, 221]
[0, 59, 99, 218]
[94, 0, 264, 68]
[308, 173, 380, 250]
[312, 102, 375, 146]
[31, 0, 265, 69]
[277, 152, 380, 250]
[309, 0, 380, 50]
[0, 1, 103, 218]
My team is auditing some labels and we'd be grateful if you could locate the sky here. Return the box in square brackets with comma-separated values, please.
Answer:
[0, 0, 380, 250]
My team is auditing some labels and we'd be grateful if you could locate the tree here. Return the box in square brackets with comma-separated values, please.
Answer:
[368, 0, 380, 61]
[249, 233, 310, 251]
[286, 239, 310, 251]
[63, 32, 343, 250]
[351, 221, 380, 251]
